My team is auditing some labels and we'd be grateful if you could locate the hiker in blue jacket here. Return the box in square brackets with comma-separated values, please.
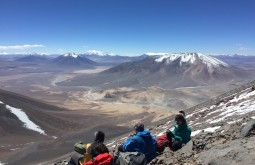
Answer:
[118, 121, 157, 162]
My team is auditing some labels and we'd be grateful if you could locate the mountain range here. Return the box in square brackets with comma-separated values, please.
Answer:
[59, 53, 254, 88]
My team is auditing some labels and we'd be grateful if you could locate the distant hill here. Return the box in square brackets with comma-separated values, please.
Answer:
[16, 53, 51, 62]
[214, 54, 255, 70]
[82, 52, 147, 65]
[52, 53, 97, 67]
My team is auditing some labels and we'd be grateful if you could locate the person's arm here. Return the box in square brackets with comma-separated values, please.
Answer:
[182, 127, 192, 143]
[150, 133, 157, 146]
[122, 136, 136, 152]
[174, 135, 182, 142]
[172, 127, 183, 142]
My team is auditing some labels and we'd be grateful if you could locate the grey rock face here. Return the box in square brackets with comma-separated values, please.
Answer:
[240, 120, 255, 138]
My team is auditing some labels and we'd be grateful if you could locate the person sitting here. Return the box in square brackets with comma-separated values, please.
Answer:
[67, 131, 107, 165]
[171, 114, 191, 151]
[118, 121, 157, 163]
[157, 115, 191, 152]
[84, 142, 112, 165]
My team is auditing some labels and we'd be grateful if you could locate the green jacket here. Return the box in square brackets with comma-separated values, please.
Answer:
[173, 123, 191, 144]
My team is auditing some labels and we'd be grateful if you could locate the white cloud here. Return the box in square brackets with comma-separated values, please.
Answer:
[0, 44, 44, 50]
[236, 43, 248, 52]
[238, 47, 248, 51]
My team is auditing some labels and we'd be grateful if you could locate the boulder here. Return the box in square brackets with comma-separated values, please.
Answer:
[240, 120, 255, 138]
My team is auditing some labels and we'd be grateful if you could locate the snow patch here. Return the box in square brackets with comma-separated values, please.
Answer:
[10, 148, 21, 151]
[191, 126, 221, 137]
[227, 119, 242, 124]
[63, 52, 78, 58]
[0, 101, 4, 104]
[251, 116, 255, 119]
[229, 90, 255, 104]
[156, 131, 165, 137]
[6, 105, 46, 135]
[106, 141, 115, 146]
[207, 99, 255, 124]
[191, 130, 202, 137]
[204, 126, 221, 132]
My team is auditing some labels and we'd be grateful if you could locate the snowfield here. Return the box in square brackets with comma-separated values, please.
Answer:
[186, 88, 255, 125]
[5, 104, 46, 135]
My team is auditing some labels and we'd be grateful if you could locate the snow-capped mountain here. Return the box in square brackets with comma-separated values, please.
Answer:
[63, 52, 78, 58]
[52, 53, 97, 67]
[84, 50, 116, 56]
[154, 52, 229, 73]
[145, 52, 169, 56]
[83, 51, 147, 65]
[89, 52, 254, 88]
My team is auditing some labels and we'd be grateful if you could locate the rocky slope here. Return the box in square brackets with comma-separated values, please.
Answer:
[50, 80, 255, 165]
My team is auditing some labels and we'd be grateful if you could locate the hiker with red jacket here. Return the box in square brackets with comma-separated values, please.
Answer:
[67, 131, 111, 165]
[157, 114, 191, 152]
[118, 121, 157, 163]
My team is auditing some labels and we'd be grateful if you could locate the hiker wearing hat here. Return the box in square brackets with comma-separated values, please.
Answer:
[118, 121, 157, 162]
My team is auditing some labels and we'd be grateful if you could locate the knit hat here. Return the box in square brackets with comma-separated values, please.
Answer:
[175, 114, 186, 122]
[134, 121, 144, 132]
[94, 131, 105, 143]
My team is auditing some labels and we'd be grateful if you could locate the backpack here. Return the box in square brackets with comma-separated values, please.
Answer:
[156, 135, 170, 153]
[84, 153, 113, 165]
[112, 152, 146, 165]
[74, 142, 88, 155]
[79, 144, 92, 165]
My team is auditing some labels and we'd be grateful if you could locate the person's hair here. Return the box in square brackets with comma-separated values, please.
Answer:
[89, 142, 109, 158]
[175, 114, 186, 123]
[94, 131, 105, 143]
[134, 121, 144, 132]
[166, 129, 174, 141]
[179, 110, 185, 117]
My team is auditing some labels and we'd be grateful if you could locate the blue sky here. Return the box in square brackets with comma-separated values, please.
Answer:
[0, 0, 255, 56]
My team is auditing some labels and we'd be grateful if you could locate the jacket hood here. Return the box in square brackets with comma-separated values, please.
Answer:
[136, 129, 151, 138]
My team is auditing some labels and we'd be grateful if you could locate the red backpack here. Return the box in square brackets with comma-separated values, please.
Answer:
[84, 153, 113, 165]
[156, 135, 170, 153]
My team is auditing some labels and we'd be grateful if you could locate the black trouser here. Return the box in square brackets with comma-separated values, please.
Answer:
[67, 156, 80, 165]
[171, 141, 182, 151]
